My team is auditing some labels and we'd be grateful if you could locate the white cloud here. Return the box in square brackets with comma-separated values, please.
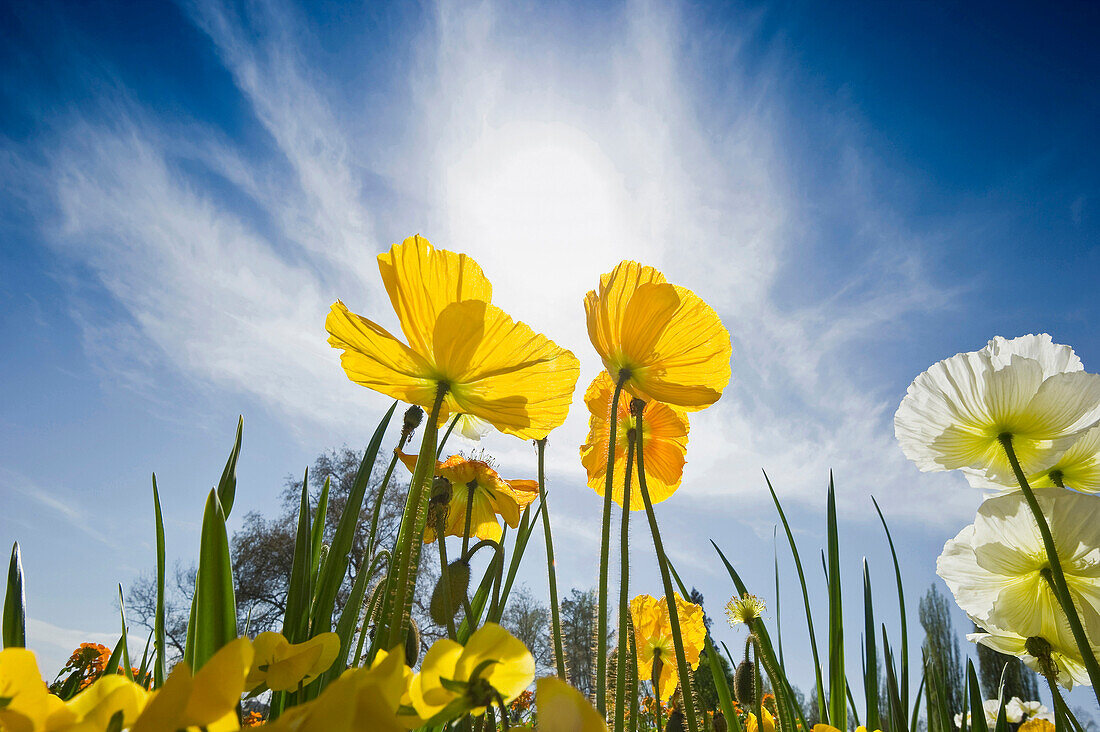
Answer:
[18, 0, 978, 529]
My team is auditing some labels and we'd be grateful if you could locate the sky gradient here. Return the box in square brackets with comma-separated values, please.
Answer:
[2, 0, 1099, 714]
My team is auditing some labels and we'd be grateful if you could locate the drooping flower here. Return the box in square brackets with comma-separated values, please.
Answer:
[584, 260, 731, 410]
[246, 631, 341, 692]
[407, 623, 535, 722]
[725, 593, 766, 627]
[398, 453, 539, 543]
[895, 334, 1100, 483]
[327, 235, 580, 439]
[629, 593, 707, 701]
[937, 487, 1100, 686]
[579, 371, 689, 508]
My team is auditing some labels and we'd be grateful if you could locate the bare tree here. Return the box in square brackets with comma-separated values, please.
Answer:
[501, 585, 553, 674]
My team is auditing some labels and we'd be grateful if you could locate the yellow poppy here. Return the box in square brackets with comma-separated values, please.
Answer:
[531, 676, 608, 732]
[264, 646, 411, 732]
[398, 453, 539, 543]
[409, 623, 535, 721]
[327, 235, 580, 439]
[747, 709, 777, 732]
[629, 593, 707, 701]
[49, 674, 150, 731]
[814, 726, 880, 732]
[1019, 721, 1056, 732]
[246, 631, 341, 692]
[0, 648, 69, 732]
[130, 636, 253, 732]
[584, 260, 731, 410]
[579, 371, 689, 508]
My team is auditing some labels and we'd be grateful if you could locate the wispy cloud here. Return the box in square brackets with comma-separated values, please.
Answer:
[0, 468, 120, 549]
[12, 0, 978, 527]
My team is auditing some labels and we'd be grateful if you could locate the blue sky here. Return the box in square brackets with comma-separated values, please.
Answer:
[2, 0, 1099, 713]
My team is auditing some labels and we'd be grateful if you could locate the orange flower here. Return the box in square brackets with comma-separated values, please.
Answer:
[327, 235, 579, 439]
[580, 371, 689, 507]
[584, 260, 731, 410]
[398, 453, 538, 543]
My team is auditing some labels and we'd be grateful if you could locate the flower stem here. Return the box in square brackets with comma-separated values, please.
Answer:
[635, 401, 701, 732]
[437, 414, 462, 459]
[462, 482, 476, 559]
[385, 388, 446, 649]
[615, 430, 637, 732]
[597, 372, 628, 715]
[1000, 434, 1100, 703]
[365, 450, 400, 560]
[436, 517, 457, 640]
[535, 437, 568, 680]
[628, 623, 640, 732]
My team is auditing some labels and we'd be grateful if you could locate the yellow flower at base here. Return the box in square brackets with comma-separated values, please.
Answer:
[1019, 720, 1056, 732]
[531, 677, 608, 732]
[629, 593, 707, 701]
[584, 260, 731, 411]
[264, 646, 411, 732]
[399, 453, 539, 543]
[0, 648, 69, 731]
[814, 725, 880, 732]
[409, 623, 535, 722]
[747, 708, 776, 732]
[130, 636, 253, 732]
[579, 371, 689, 508]
[327, 235, 580, 439]
[52, 674, 150, 731]
[246, 631, 341, 692]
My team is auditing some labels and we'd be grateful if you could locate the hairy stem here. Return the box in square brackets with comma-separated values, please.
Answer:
[535, 438, 568, 679]
[615, 430, 637, 732]
[597, 372, 628, 715]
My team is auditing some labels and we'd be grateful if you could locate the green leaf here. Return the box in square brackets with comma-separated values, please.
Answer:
[863, 559, 880, 732]
[310, 403, 396, 637]
[118, 584, 134, 681]
[826, 474, 845, 730]
[327, 550, 388, 686]
[489, 501, 542, 623]
[309, 476, 331, 597]
[966, 660, 988, 732]
[152, 475, 167, 688]
[217, 416, 243, 518]
[3, 542, 25, 648]
[104, 634, 125, 676]
[191, 489, 237, 671]
[283, 470, 313, 645]
[765, 472, 827, 724]
[872, 495, 908, 711]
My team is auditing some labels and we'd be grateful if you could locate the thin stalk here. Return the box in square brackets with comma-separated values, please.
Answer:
[999, 434, 1100, 701]
[462, 483, 476, 559]
[437, 414, 462, 459]
[385, 387, 447, 649]
[628, 618, 640, 732]
[635, 402, 700, 732]
[535, 437, 567, 680]
[615, 430, 637, 732]
[365, 450, 400, 560]
[436, 515, 457, 640]
[597, 372, 628, 715]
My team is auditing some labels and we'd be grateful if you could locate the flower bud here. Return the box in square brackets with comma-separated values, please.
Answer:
[734, 658, 755, 707]
[404, 616, 421, 667]
[429, 559, 471, 627]
[427, 477, 453, 528]
[713, 712, 728, 732]
[665, 709, 686, 732]
[630, 397, 646, 417]
[400, 405, 424, 446]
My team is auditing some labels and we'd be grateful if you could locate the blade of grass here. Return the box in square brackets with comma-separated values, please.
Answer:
[872, 495, 908, 712]
[765, 471, 827, 724]
[216, 416, 243, 517]
[104, 635, 125, 675]
[309, 476, 330, 597]
[118, 584, 134, 680]
[489, 502, 542, 623]
[152, 475, 167, 688]
[863, 559, 880, 732]
[283, 470, 313, 644]
[311, 403, 396, 637]
[191, 489, 237, 671]
[966, 660, 988, 732]
[3, 542, 25, 648]
[826, 474, 845, 730]
[910, 670, 925, 732]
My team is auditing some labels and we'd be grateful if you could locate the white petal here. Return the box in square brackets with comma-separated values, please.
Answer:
[981, 334, 1083, 378]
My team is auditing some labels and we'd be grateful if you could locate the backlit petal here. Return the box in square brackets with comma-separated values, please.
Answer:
[377, 235, 493, 357]
[536, 676, 609, 732]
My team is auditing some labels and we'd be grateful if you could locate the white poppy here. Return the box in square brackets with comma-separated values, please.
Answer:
[896, 334, 1100, 483]
[964, 424, 1100, 493]
[1002, 697, 1025, 724]
[968, 624, 1091, 690]
[937, 488, 1100, 650]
